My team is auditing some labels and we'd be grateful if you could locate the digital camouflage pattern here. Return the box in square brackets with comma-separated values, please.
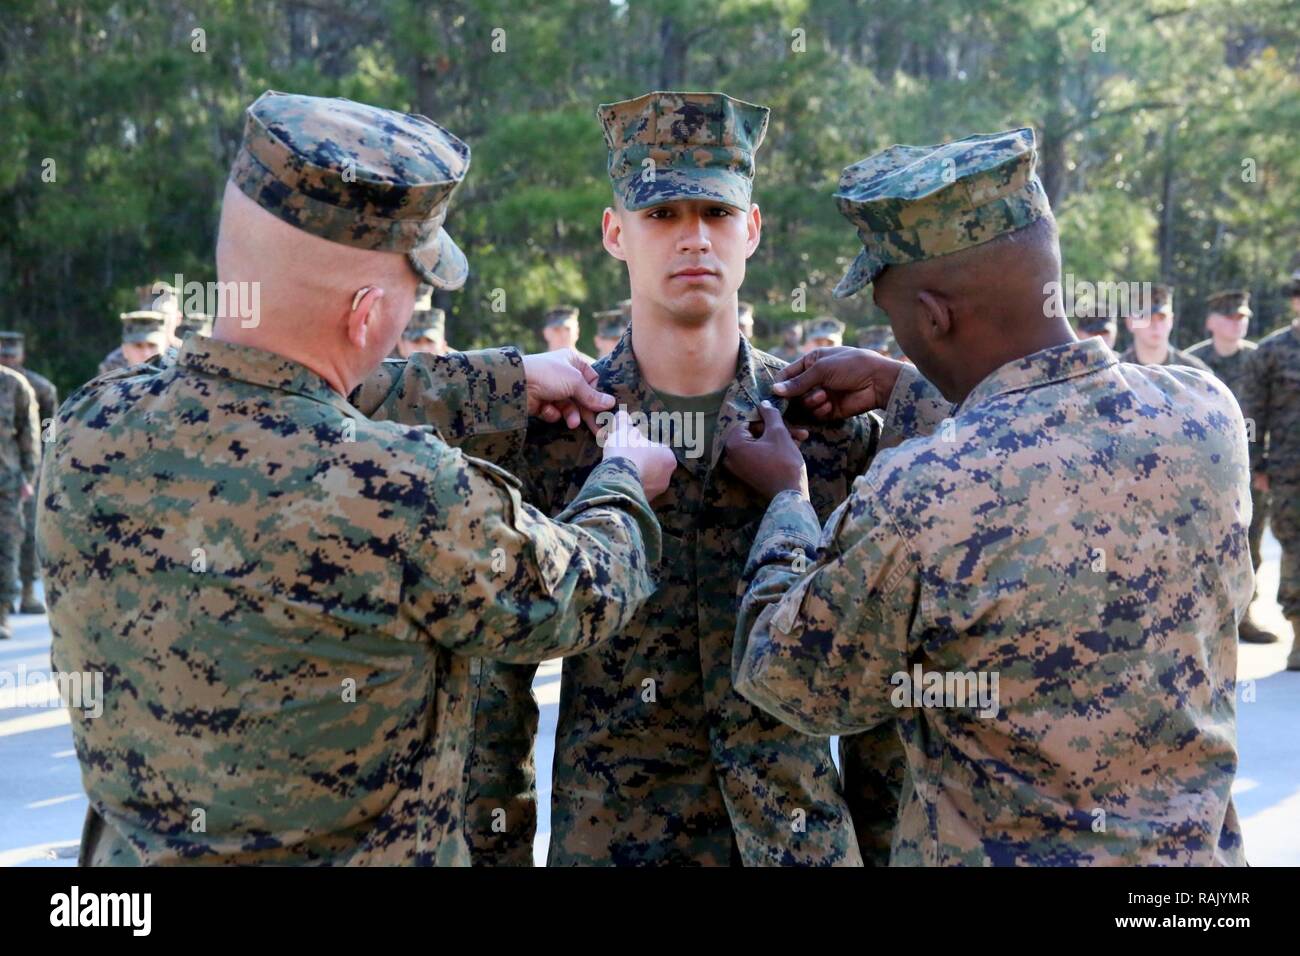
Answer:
[599, 91, 769, 212]
[734, 338, 1251, 865]
[14, 365, 57, 592]
[119, 310, 169, 345]
[1240, 320, 1300, 618]
[1186, 338, 1266, 573]
[1118, 344, 1212, 374]
[229, 90, 471, 290]
[356, 330, 950, 867]
[0, 365, 39, 609]
[833, 128, 1051, 299]
[39, 338, 660, 865]
[1186, 340, 1257, 399]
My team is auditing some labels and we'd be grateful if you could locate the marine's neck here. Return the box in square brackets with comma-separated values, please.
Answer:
[1210, 335, 1242, 357]
[629, 307, 740, 397]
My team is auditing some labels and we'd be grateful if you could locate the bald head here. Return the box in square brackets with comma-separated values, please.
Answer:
[871, 216, 1073, 401]
[215, 181, 420, 394]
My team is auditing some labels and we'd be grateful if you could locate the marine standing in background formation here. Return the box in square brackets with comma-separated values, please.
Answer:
[1187, 290, 1279, 645]
[97, 310, 170, 376]
[395, 287, 451, 358]
[723, 127, 1251, 865]
[804, 316, 846, 351]
[1241, 272, 1300, 671]
[40, 89, 674, 865]
[177, 313, 214, 341]
[540, 304, 593, 361]
[98, 282, 181, 375]
[0, 331, 57, 614]
[356, 90, 947, 866]
[1119, 284, 1212, 372]
[769, 321, 803, 362]
[0, 358, 39, 638]
[856, 324, 898, 358]
[1075, 312, 1117, 349]
[591, 301, 628, 359]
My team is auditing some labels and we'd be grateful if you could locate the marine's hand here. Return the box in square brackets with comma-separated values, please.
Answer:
[773, 346, 905, 420]
[599, 408, 677, 501]
[522, 349, 615, 429]
[722, 401, 809, 501]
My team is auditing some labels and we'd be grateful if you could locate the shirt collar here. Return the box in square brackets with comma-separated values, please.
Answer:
[598, 326, 783, 475]
[178, 337, 349, 409]
[955, 336, 1116, 415]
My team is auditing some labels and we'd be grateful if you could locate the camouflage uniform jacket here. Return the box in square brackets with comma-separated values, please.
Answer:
[357, 329, 950, 866]
[1240, 321, 1300, 483]
[15, 366, 58, 431]
[39, 337, 660, 865]
[1185, 339, 1256, 405]
[734, 337, 1250, 865]
[1118, 344, 1212, 374]
[0, 365, 39, 488]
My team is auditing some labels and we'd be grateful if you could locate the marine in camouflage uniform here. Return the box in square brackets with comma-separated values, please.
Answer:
[355, 90, 947, 866]
[98, 283, 180, 376]
[805, 316, 846, 350]
[1186, 290, 1277, 644]
[395, 287, 449, 359]
[856, 325, 898, 358]
[0, 331, 57, 613]
[0, 362, 39, 638]
[1240, 275, 1300, 670]
[591, 303, 627, 359]
[39, 90, 660, 865]
[1117, 284, 1213, 374]
[729, 128, 1249, 865]
[769, 323, 804, 363]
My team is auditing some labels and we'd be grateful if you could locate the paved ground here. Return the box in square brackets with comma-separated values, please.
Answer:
[3, 530, 1296, 867]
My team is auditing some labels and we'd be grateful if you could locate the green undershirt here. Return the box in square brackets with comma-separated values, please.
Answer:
[650, 386, 730, 462]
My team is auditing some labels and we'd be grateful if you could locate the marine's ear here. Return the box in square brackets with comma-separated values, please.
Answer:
[346, 286, 385, 349]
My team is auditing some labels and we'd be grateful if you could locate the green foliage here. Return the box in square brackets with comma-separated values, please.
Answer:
[2, 0, 1296, 390]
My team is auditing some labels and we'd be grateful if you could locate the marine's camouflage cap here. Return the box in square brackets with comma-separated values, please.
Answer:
[807, 317, 846, 340]
[403, 308, 446, 341]
[1077, 313, 1117, 334]
[0, 330, 23, 357]
[833, 127, 1051, 298]
[594, 313, 626, 339]
[1205, 288, 1251, 317]
[856, 324, 896, 353]
[229, 90, 471, 291]
[179, 313, 213, 339]
[1134, 283, 1174, 318]
[136, 282, 179, 313]
[544, 305, 580, 328]
[593, 298, 631, 338]
[599, 91, 769, 211]
[119, 310, 169, 345]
